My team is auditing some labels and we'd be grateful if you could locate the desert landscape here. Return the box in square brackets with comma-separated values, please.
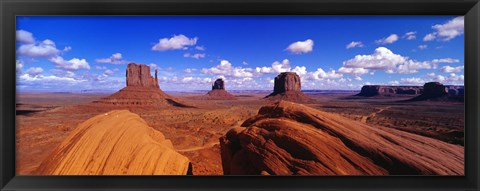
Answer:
[16, 63, 464, 175]
[15, 15, 465, 175]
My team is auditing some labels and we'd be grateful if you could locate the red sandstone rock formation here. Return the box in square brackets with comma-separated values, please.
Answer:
[410, 82, 452, 101]
[357, 85, 423, 97]
[35, 110, 192, 175]
[201, 79, 236, 100]
[264, 72, 313, 103]
[220, 101, 464, 175]
[94, 63, 192, 108]
[126, 63, 159, 88]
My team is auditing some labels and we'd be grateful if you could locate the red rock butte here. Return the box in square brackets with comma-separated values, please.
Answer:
[264, 72, 313, 103]
[202, 79, 236, 100]
[93, 63, 192, 108]
[220, 101, 464, 175]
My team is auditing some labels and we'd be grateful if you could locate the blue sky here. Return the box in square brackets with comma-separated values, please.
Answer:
[16, 16, 464, 92]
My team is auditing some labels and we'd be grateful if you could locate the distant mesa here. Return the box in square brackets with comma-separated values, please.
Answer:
[35, 110, 192, 175]
[220, 100, 464, 175]
[357, 85, 422, 97]
[93, 63, 193, 108]
[199, 79, 237, 100]
[410, 82, 464, 101]
[264, 72, 313, 103]
[212, 78, 225, 90]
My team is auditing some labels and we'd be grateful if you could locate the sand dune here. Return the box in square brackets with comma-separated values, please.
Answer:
[35, 110, 191, 175]
[220, 100, 464, 175]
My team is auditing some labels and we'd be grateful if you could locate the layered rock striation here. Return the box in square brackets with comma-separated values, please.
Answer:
[264, 72, 313, 102]
[35, 110, 192, 175]
[220, 101, 464, 175]
[357, 85, 422, 97]
[411, 82, 463, 101]
[94, 63, 192, 107]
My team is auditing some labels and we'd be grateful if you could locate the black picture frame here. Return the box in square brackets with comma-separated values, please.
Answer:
[1, 0, 479, 190]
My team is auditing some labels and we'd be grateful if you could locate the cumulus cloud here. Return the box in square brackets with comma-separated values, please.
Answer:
[404, 31, 416, 40]
[183, 53, 205, 59]
[202, 60, 254, 78]
[346, 41, 364, 49]
[338, 67, 369, 76]
[423, 16, 464, 41]
[399, 77, 426, 85]
[63, 46, 72, 52]
[49, 56, 90, 70]
[95, 53, 127, 64]
[152, 34, 198, 51]
[19, 73, 87, 85]
[441, 65, 464, 73]
[423, 33, 436, 41]
[17, 39, 60, 58]
[16, 30, 35, 44]
[25, 67, 43, 76]
[285, 39, 314, 54]
[16, 60, 24, 72]
[255, 59, 291, 74]
[95, 66, 107, 70]
[418, 45, 428, 50]
[375, 34, 399, 44]
[341, 47, 459, 74]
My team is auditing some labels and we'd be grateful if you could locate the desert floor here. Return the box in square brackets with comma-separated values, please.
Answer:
[15, 92, 464, 175]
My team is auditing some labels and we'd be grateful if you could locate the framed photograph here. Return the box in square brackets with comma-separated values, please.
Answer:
[1, 0, 479, 190]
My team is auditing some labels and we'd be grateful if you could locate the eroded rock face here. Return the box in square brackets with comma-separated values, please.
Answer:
[35, 110, 192, 175]
[423, 82, 447, 97]
[220, 101, 464, 175]
[265, 72, 312, 102]
[212, 79, 225, 90]
[94, 63, 193, 108]
[126, 63, 159, 88]
[410, 82, 454, 101]
[357, 85, 423, 97]
[273, 72, 301, 93]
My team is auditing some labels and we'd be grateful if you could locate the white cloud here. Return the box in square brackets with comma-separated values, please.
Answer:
[375, 34, 399, 44]
[49, 56, 90, 70]
[423, 33, 436, 41]
[95, 53, 127, 64]
[404, 31, 416, 40]
[343, 47, 406, 70]
[63, 46, 72, 52]
[16, 60, 24, 72]
[16, 30, 35, 44]
[19, 73, 87, 84]
[183, 53, 206, 59]
[341, 47, 458, 74]
[346, 41, 364, 49]
[431, 58, 459, 63]
[202, 60, 254, 78]
[285, 39, 314, 54]
[25, 67, 43, 76]
[152, 34, 198, 51]
[427, 72, 436, 77]
[195, 46, 205, 51]
[430, 73, 464, 85]
[400, 77, 426, 85]
[423, 16, 464, 41]
[338, 67, 369, 76]
[104, 69, 114, 76]
[389, 80, 400, 85]
[184, 68, 196, 73]
[17, 39, 60, 58]
[242, 61, 248, 65]
[255, 59, 291, 74]
[418, 45, 428, 50]
[441, 65, 464, 73]
[95, 66, 107, 70]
